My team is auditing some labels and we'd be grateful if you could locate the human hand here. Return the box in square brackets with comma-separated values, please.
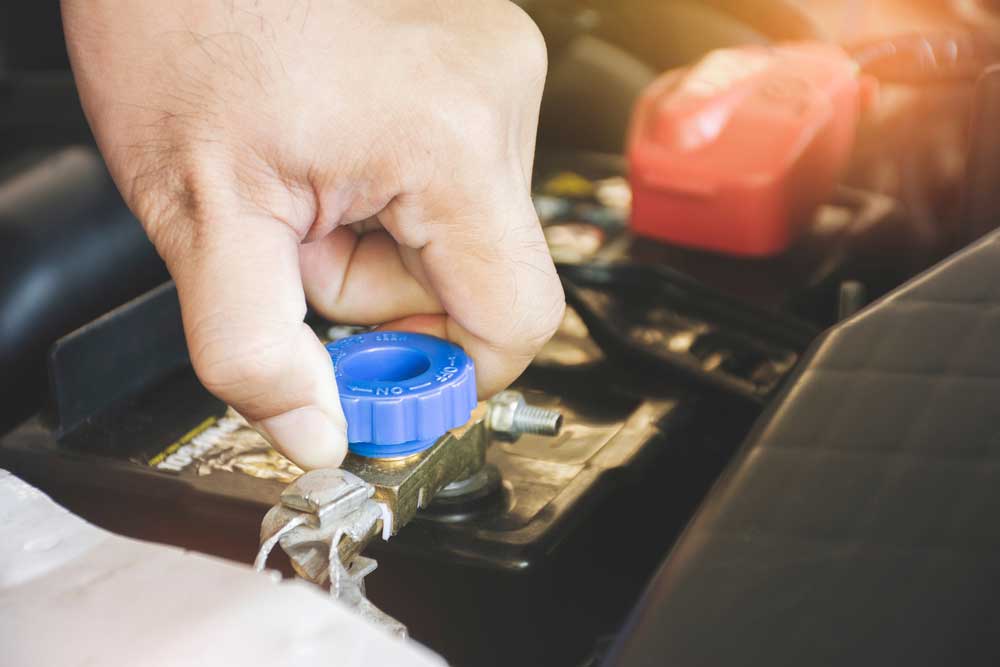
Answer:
[62, 0, 564, 469]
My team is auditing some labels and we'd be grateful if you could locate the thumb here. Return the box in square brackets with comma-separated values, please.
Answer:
[163, 213, 348, 470]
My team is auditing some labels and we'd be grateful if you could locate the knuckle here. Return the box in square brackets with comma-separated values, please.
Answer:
[124, 147, 226, 265]
[124, 154, 186, 245]
[427, 91, 507, 154]
[501, 5, 548, 80]
[189, 315, 295, 400]
[464, 98, 507, 147]
[491, 277, 565, 358]
[524, 283, 566, 351]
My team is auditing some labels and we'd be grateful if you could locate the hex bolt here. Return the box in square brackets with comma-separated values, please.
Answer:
[487, 390, 563, 439]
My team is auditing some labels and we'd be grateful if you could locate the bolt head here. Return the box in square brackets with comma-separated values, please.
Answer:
[487, 390, 525, 434]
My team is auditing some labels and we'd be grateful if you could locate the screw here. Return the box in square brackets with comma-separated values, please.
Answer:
[487, 390, 563, 440]
[511, 404, 563, 436]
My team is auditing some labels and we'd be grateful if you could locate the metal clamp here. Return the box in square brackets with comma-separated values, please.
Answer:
[254, 469, 405, 636]
[254, 392, 564, 636]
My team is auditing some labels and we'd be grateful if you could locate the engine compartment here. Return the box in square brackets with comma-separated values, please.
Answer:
[4, 1, 1000, 665]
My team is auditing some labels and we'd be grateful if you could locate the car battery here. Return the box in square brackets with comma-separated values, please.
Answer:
[0, 162, 813, 666]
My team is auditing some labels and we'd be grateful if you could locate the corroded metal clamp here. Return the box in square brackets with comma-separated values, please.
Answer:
[255, 392, 562, 635]
[254, 468, 401, 633]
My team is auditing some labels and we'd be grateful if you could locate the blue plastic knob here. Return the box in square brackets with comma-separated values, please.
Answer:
[326, 331, 477, 458]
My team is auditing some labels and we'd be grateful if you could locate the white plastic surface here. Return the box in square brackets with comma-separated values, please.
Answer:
[0, 469, 446, 667]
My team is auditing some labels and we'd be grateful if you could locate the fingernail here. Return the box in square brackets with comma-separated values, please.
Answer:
[256, 406, 347, 470]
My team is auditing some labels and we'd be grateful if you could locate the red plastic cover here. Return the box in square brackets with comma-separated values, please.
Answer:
[627, 43, 871, 256]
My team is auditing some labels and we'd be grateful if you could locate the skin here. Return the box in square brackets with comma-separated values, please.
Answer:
[62, 0, 565, 469]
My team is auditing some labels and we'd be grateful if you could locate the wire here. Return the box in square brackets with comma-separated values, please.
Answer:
[851, 31, 999, 84]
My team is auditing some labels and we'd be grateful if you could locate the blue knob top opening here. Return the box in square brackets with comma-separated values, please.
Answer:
[326, 331, 477, 458]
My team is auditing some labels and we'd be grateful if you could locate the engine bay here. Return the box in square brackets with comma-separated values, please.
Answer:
[4, 1, 1000, 665]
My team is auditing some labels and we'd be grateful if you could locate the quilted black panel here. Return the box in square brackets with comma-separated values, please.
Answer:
[605, 231, 1000, 666]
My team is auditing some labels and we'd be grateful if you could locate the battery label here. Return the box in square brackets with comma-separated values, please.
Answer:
[147, 409, 303, 483]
